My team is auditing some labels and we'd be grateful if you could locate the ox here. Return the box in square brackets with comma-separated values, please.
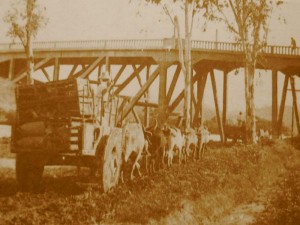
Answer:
[199, 126, 210, 159]
[182, 128, 198, 163]
[144, 120, 167, 173]
[164, 127, 185, 167]
[121, 122, 149, 181]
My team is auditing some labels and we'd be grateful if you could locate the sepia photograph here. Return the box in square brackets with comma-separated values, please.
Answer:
[0, 0, 299, 224]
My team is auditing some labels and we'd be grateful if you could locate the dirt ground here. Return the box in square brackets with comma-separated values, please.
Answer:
[0, 140, 299, 225]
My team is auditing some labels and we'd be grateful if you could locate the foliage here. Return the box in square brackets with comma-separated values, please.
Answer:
[4, 0, 48, 84]
[206, 0, 284, 143]
[208, 0, 283, 45]
[133, 0, 212, 129]
[3, 0, 48, 47]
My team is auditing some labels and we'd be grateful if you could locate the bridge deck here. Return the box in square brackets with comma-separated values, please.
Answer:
[0, 39, 298, 137]
[0, 39, 299, 56]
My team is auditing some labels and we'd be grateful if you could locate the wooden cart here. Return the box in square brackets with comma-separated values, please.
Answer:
[11, 78, 123, 192]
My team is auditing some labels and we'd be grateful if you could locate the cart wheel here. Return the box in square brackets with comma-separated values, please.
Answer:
[102, 128, 123, 192]
[16, 153, 45, 192]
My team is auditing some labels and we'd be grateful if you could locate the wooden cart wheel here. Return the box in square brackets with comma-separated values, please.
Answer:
[102, 127, 123, 192]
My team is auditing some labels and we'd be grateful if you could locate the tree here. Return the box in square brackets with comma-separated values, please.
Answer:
[137, 0, 208, 130]
[208, 0, 283, 143]
[4, 0, 48, 84]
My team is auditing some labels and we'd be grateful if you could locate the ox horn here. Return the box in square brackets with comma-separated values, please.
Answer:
[142, 124, 152, 137]
[153, 119, 158, 130]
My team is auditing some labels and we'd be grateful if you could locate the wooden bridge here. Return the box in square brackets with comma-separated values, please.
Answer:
[0, 39, 299, 138]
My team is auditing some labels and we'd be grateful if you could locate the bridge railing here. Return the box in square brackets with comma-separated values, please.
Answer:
[0, 39, 299, 56]
[192, 40, 300, 55]
[0, 39, 165, 51]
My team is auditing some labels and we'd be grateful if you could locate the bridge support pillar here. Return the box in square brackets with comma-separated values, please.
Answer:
[210, 69, 225, 143]
[193, 68, 208, 126]
[223, 70, 228, 130]
[290, 76, 300, 136]
[158, 62, 168, 125]
[144, 65, 150, 127]
[8, 59, 14, 81]
[272, 70, 278, 137]
[53, 58, 60, 81]
[277, 74, 289, 135]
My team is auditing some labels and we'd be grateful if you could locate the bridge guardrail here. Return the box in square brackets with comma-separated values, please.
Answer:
[0, 39, 299, 56]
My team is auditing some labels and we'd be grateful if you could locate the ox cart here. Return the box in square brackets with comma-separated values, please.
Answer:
[11, 78, 124, 192]
[224, 124, 248, 143]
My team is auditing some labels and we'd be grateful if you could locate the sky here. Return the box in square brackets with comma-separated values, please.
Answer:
[0, 0, 299, 118]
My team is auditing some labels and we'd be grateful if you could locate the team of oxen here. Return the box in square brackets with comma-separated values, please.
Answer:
[119, 120, 210, 181]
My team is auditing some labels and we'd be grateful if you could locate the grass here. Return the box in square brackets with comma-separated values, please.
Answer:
[0, 140, 299, 225]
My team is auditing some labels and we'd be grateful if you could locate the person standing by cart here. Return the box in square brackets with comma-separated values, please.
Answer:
[94, 70, 111, 121]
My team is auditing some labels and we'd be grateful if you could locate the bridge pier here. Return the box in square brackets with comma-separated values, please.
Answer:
[193, 68, 208, 125]
[210, 69, 225, 143]
[223, 70, 228, 131]
[158, 62, 168, 125]
[53, 58, 60, 81]
[290, 76, 300, 136]
[144, 65, 150, 127]
[8, 59, 14, 80]
[277, 74, 289, 135]
[272, 70, 278, 137]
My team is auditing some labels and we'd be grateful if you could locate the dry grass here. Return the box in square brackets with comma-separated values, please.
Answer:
[0, 140, 299, 225]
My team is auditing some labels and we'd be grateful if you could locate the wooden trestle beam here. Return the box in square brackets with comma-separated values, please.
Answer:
[117, 95, 158, 108]
[114, 65, 146, 96]
[193, 70, 208, 124]
[166, 64, 181, 104]
[53, 58, 60, 81]
[168, 73, 200, 115]
[117, 66, 160, 124]
[158, 62, 168, 124]
[144, 65, 150, 127]
[272, 70, 278, 136]
[191, 91, 197, 109]
[113, 65, 126, 84]
[13, 58, 52, 83]
[117, 97, 129, 124]
[132, 64, 147, 99]
[223, 70, 228, 129]
[132, 107, 141, 124]
[78, 57, 104, 79]
[132, 65, 143, 86]
[210, 69, 225, 143]
[277, 74, 289, 134]
[8, 59, 14, 80]
[41, 68, 51, 82]
[290, 76, 300, 135]
[68, 64, 79, 79]
[103, 65, 126, 96]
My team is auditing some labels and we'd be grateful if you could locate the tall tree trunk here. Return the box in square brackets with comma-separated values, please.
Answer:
[184, 0, 191, 130]
[25, 44, 34, 84]
[26, 0, 34, 84]
[244, 61, 257, 143]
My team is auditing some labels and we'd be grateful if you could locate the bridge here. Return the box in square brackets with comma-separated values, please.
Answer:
[0, 39, 299, 138]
